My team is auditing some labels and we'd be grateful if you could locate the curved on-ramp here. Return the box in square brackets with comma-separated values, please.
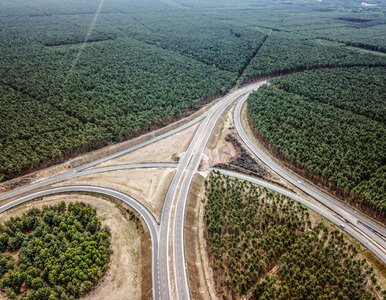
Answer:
[233, 94, 386, 264]
[0, 185, 160, 300]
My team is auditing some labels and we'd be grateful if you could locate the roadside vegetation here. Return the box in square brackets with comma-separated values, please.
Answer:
[247, 67, 386, 220]
[0, 37, 233, 182]
[0, 202, 111, 299]
[1, 0, 386, 183]
[204, 173, 385, 299]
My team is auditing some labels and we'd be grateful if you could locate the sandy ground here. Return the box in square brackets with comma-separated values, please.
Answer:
[193, 171, 386, 299]
[239, 103, 386, 290]
[0, 123, 196, 197]
[94, 123, 198, 168]
[202, 111, 237, 168]
[0, 164, 71, 195]
[55, 169, 174, 219]
[192, 102, 386, 296]
[0, 194, 147, 300]
[185, 172, 217, 300]
[0, 106, 202, 197]
[240, 104, 288, 184]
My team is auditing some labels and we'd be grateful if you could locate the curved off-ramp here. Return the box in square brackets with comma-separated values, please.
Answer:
[234, 92, 386, 247]
[0, 185, 160, 299]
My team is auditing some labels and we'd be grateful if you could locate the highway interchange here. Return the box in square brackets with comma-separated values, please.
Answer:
[234, 94, 386, 256]
[0, 80, 385, 300]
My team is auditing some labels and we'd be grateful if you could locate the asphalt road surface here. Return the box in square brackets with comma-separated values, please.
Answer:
[0, 83, 265, 300]
[212, 168, 386, 264]
[0, 118, 202, 202]
[158, 82, 266, 299]
[234, 93, 386, 264]
[0, 185, 160, 297]
[0, 80, 385, 299]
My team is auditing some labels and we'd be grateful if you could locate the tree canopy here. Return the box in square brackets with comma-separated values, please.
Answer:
[1, 0, 386, 183]
[0, 202, 111, 300]
[204, 173, 385, 299]
[248, 67, 386, 220]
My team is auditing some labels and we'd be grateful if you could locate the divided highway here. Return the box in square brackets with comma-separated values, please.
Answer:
[234, 93, 386, 263]
[0, 84, 266, 300]
[0, 79, 385, 300]
[158, 81, 267, 299]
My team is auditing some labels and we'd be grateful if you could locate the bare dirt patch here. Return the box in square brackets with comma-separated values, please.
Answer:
[185, 172, 217, 300]
[0, 93, 211, 196]
[239, 103, 287, 185]
[0, 164, 70, 195]
[0, 122, 196, 197]
[203, 111, 237, 168]
[94, 123, 199, 168]
[0, 194, 149, 300]
[198, 171, 386, 297]
[55, 169, 174, 219]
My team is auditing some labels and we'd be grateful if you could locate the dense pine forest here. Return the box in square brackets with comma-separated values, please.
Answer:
[204, 173, 385, 299]
[1, 0, 386, 182]
[247, 67, 386, 220]
[241, 35, 386, 82]
[0, 202, 111, 299]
